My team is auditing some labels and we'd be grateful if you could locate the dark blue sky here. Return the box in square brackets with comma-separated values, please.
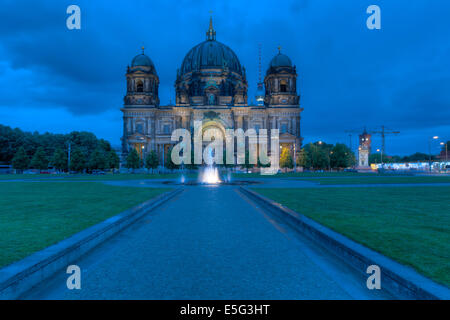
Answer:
[0, 0, 449, 155]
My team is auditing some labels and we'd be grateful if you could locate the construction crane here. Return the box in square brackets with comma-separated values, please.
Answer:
[369, 126, 400, 155]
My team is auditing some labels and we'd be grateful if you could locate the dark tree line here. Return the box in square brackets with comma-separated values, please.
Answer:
[1, 124, 119, 173]
[295, 142, 356, 170]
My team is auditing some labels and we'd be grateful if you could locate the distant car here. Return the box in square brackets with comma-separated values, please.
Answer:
[91, 170, 106, 175]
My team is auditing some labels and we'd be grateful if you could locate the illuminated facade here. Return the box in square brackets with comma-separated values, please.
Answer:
[358, 129, 371, 167]
[121, 18, 303, 164]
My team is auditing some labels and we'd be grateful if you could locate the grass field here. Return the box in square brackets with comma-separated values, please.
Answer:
[253, 186, 450, 286]
[0, 182, 170, 268]
[0, 173, 191, 181]
[297, 176, 450, 185]
[232, 171, 366, 178]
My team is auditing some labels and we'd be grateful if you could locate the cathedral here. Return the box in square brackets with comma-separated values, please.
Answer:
[121, 18, 303, 165]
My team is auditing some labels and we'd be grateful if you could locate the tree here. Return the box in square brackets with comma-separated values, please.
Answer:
[51, 148, 68, 172]
[70, 147, 86, 172]
[107, 150, 120, 170]
[30, 147, 48, 171]
[296, 148, 310, 168]
[165, 146, 179, 171]
[126, 149, 141, 170]
[330, 143, 355, 169]
[12, 147, 29, 172]
[305, 143, 328, 170]
[88, 147, 107, 171]
[400, 152, 429, 162]
[280, 148, 294, 172]
[145, 150, 159, 173]
[369, 153, 392, 164]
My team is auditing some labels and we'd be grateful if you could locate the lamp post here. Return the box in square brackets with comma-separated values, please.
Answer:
[440, 142, 448, 172]
[141, 145, 145, 168]
[376, 148, 381, 168]
[329, 151, 333, 172]
[428, 136, 438, 172]
[293, 143, 297, 172]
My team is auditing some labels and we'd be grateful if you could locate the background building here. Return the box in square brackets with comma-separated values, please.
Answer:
[358, 129, 371, 167]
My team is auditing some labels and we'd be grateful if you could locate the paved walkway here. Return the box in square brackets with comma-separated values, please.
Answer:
[25, 186, 393, 299]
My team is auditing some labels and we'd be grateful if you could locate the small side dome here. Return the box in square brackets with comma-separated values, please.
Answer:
[130, 46, 155, 68]
[269, 52, 292, 68]
[131, 53, 154, 68]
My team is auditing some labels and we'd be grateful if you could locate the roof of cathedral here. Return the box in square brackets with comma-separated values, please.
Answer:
[131, 54, 154, 67]
[131, 47, 155, 69]
[269, 52, 292, 68]
[179, 17, 243, 77]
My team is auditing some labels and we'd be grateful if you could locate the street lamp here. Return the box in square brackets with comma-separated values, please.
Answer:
[293, 143, 297, 172]
[440, 141, 448, 172]
[428, 136, 439, 172]
[328, 150, 333, 171]
[376, 148, 382, 166]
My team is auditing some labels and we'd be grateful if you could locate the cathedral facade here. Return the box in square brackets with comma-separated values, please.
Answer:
[121, 18, 303, 165]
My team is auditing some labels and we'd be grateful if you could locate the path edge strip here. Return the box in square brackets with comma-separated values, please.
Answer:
[240, 186, 450, 300]
[0, 187, 184, 300]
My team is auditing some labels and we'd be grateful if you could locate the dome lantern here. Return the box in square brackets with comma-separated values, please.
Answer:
[206, 13, 216, 41]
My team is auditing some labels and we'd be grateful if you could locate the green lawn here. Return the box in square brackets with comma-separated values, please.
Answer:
[0, 182, 170, 268]
[253, 187, 450, 286]
[0, 173, 193, 181]
[299, 176, 450, 185]
[232, 171, 366, 178]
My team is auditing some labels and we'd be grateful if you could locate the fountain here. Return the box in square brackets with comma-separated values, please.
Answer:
[200, 166, 220, 184]
[162, 147, 260, 186]
[200, 147, 221, 184]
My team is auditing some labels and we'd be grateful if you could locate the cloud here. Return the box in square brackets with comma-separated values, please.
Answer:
[0, 0, 449, 154]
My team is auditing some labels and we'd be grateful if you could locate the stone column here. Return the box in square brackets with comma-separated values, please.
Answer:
[237, 116, 243, 130]
[292, 116, 296, 135]
[151, 116, 156, 151]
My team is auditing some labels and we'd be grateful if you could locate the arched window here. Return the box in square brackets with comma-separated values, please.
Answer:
[280, 80, 287, 93]
[136, 80, 144, 92]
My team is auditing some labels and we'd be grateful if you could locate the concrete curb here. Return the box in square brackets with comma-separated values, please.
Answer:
[240, 187, 450, 300]
[0, 187, 183, 300]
